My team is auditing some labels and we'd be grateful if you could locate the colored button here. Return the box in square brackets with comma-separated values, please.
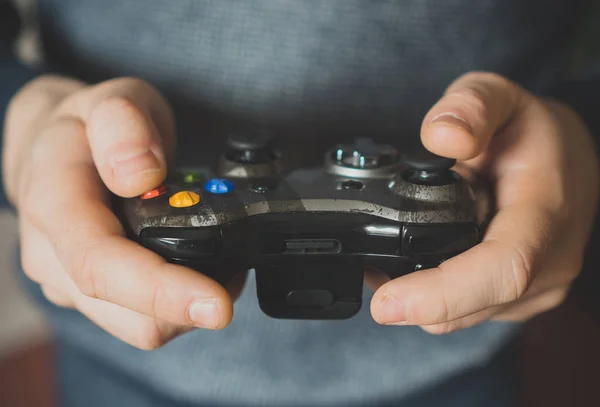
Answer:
[140, 184, 168, 200]
[183, 172, 204, 184]
[205, 179, 235, 194]
[169, 191, 201, 208]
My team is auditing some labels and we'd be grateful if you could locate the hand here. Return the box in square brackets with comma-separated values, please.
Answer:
[370, 72, 600, 333]
[3, 76, 240, 349]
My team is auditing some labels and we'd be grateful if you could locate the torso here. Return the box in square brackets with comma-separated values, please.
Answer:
[33, 0, 584, 404]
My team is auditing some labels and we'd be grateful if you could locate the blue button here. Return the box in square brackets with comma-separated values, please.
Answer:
[205, 178, 235, 194]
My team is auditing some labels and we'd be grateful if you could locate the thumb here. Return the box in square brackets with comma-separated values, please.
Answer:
[55, 77, 176, 197]
[421, 72, 525, 160]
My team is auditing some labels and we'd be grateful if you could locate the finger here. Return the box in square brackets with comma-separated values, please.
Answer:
[364, 268, 391, 292]
[415, 246, 578, 333]
[41, 285, 75, 308]
[20, 216, 75, 309]
[73, 295, 194, 350]
[373, 74, 571, 326]
[226, 272, 248, 302]
[23, 118, 234, 330]
[420, 286, 569, 335]
[19, 215, 64, 287]
[54, 77, 176, 198]
[421, 72, 527, 160]
[22, 216, 192, 349]
[371, 203, 559, 326]
[2, 76, 87, 203]
[491, 286, 569, 322]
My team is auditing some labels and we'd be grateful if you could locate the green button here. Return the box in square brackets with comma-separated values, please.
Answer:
[183, 172, 204, 184]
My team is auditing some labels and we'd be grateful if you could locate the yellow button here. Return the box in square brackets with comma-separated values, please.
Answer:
[169, 191, 200, 208]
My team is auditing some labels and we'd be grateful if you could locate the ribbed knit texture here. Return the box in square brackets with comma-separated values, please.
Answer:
[3, 0, 597, 405]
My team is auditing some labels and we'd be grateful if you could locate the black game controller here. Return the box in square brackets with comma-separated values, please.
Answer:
[117, 132, 490, 320]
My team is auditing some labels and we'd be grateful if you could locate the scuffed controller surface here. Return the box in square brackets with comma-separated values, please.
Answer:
[117, 136, 491, 320]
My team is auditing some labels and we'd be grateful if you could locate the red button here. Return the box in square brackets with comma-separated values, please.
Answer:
[140, 184, 168, 200]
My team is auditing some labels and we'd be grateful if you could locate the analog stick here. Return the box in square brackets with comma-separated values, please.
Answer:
[401, 149, 457, 186]
[225, 130, 278, 164]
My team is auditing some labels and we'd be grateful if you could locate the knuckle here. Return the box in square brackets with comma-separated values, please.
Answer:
[545, 289, 569, 310]
[132, 335, 165, 351]
[95, 77, 146, 91]
[41, 286, 73, 308]
[566, 254, 585, 281]
[19, 181, 38, 220]
[93, 95, 143, 119]
[457, 71, 514, 90]
[503, 244, 535, 303]
[131, 323, 171, 351]
[149, 282, 161, 320]
[407, 268, 453, 325]
[53, 223, 117, 301]
[433, 291, 452, 324]
[19, 236, 47, 285]
[31, 118, 86, 161]
[20, 252, 43, 284]
[13, 162, 34, 210]
[89, 77, 174, 145]
[69, 246, 102, 300]
[94, 77, 161, 105]
[566, 265, 582, 282]
[422, 323, 458, 335]
[450, 71, 524, 114]
[113, 77, 156, 93]
[447, 86, 489, 119]
[28, 129, 57, 167]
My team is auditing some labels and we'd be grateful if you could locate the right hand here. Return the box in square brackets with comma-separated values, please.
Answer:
[3, 76, 237, 349]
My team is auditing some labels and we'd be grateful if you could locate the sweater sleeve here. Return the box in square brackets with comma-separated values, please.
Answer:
[0, 0, 40, 205]
[547, 0, 600, 148]
[548, 3, 600, 311]
[556, 68, 600, 315]
[551, 69, 600, 148]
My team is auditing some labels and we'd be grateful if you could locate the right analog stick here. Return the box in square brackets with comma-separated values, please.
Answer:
[401, 150, 457, 186]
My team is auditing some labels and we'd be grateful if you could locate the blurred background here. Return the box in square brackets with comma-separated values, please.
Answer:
[1, 1, 600, 406]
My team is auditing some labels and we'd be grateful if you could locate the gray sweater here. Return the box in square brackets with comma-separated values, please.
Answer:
[1, 0, 599, 406]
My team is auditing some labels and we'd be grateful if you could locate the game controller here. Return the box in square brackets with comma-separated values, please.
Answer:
[117, 131, 490, 320]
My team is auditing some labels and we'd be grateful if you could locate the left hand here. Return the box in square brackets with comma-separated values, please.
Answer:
[369, 72, 600, 334]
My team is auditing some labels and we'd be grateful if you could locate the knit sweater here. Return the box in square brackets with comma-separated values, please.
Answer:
[1, 1, 599, 405]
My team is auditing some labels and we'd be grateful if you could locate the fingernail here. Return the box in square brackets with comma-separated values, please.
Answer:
[188, 299, 221, 329]
[110, 148, 161, 180]
[429, 113, 472, 134]
[377, 293, 407, 325]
